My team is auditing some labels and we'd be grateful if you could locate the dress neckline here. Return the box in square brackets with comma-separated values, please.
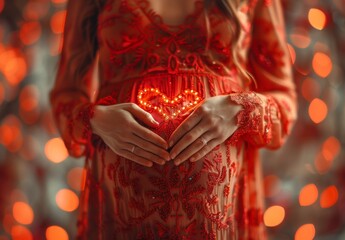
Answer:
[133, 0, 204, 35]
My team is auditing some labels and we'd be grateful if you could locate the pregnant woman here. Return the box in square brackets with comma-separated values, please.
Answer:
[50, 0, 297, 239]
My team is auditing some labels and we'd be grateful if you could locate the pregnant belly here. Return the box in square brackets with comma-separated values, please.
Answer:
[97, 74, 208, 141]
[137, 87, 204, 140]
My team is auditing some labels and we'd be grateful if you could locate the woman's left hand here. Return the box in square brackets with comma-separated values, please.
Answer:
[168, 95, 242, 165]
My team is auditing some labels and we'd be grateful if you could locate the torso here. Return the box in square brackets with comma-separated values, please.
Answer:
[84, 1, 263, 239]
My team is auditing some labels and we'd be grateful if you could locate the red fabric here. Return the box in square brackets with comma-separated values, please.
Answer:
[50, 0, 297, 239]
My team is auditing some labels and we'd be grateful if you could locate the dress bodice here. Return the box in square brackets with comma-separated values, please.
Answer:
[96, 0, 251, 90]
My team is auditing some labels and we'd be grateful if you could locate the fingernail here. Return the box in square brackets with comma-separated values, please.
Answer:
[160, 160, 166, 165]
[190, 157, 195, 162]
[174, 159, 180, 166]
[171, 152, 176, 159]
[151, 117, 159, 124]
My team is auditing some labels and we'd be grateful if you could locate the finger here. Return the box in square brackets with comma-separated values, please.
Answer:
[174, 132, 214, 166]
[189, 138, 221, 163]
[129, 145, 166, 165]
[121, 143, 166, 165]
[126, 103, 159, 127]
[132, 123, 168, 149]
[117, 149, 153, 167]
[131, 134, 171, 161]
[168, 108, 202, 148]
[170, 118, 210, 159]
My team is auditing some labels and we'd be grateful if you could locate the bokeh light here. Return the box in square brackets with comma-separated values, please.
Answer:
[263, 205, 285, 227]
[0, 49, 27, 86]
[12, 202, 34, 225]
[10, 225, 33, 240]
[308, 8, 327, 30]
[320, 186, 338, 208]
[308, 98, 328, 124]
[295, 224, 316, 240]
[46, 226, 69, 240]
[44, 138, 69, 163]
[299, 184, 318, 206]
[0, 115, 23, 152]
[312, 52, 332, 78]
[56, 189, 79, 212]
[301, 77, 320, 101]
[290, 29, 311, 48]
[19, 21, 42, 45]
[314, 153, 332, 174]
[50, 10, 67, 34]
[51, 0, 68, 4]
[322, 137, 340, 161]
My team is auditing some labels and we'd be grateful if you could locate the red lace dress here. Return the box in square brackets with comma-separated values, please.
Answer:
[50, 0, 297, 239]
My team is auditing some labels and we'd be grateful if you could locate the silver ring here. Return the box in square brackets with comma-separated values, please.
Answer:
[200, 136, 207, 146]
[131, 146, 135, 153]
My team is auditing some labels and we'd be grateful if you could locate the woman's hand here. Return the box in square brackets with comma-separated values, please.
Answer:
[168, 95, 242, 165]
[90, 103, 170, 167]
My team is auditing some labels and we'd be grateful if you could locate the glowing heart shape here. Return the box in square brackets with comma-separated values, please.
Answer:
[137, 88, 202, 121]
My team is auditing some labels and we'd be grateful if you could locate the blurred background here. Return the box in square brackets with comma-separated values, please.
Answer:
[0, 0, 344, 239]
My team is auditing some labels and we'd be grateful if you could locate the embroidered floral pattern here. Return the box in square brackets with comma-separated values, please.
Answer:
[51, 0, 297, 239]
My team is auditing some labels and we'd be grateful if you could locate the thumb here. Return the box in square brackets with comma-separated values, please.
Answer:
[127, 104, 159, 127]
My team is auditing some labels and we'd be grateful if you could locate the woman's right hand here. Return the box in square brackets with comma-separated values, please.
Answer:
[90, 103, 170, 167]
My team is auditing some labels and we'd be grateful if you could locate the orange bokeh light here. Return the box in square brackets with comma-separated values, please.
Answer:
[24, 1, 50, 20]
[263, 205, 285, 227]
[51, 11, 67, 34]
[290, 30, 311, 49]
[308, 8, 326, 30]
[0, 115, 23, 152]
[46, 226, 69, 240]
[12, 202, 34, 225]
[308, 98, 327, 124]
[312, 52, 332, 78]
[51, 0, 67, 4]
[295, 224, 315, 240]
[320, 186, 338, 208]
[301, 77, 320, 101]
[299, 184, 318, 206]
[19, 21, 42, 45]
[44, 138, 69, 163]
[314, 153, 332, 174]
[1, 54, 27, 86]
[19, 85, 39, 112]
[322, 136, 340, 161]
[56, 189, 79, 212]
[11, 225, 33, 240]
[67, 167, 86, 191]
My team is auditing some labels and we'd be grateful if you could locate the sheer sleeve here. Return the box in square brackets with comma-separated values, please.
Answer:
[230, 0, 297, 149]
[49, 0, 99, 157]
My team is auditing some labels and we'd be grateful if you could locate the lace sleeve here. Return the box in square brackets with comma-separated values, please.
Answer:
[49, 0, 99, 157]
[230, 0, 297, 149]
